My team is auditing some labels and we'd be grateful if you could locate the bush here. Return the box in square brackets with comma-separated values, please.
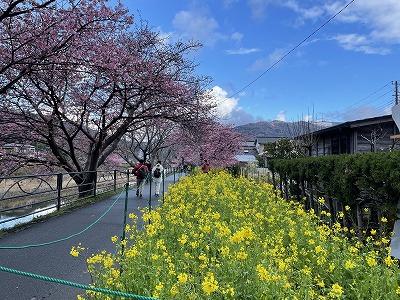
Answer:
[269, 152, 400, 224]
[78, 173, 400, 299]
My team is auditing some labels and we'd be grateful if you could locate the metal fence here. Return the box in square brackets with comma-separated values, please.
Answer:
[0, 167, 184, 230]
[239, 166, 383, 231]
[0, 170, 129, 229]
[239, 167, 272, 182]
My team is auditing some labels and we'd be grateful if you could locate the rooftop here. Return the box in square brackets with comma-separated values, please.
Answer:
[311, 115, 394, 136]
[235, 154, 257, 163]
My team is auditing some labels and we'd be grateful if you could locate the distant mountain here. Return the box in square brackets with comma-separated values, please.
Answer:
[234, 120, 337, 139]
[234, 121, 290, 139]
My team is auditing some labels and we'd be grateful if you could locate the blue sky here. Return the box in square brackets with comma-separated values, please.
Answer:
[122, 0, 400, 125]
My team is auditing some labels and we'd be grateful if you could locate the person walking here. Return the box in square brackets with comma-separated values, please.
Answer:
[201, 159, 211, 173]
[152, 160, 164, 197]
[145, 160, 152, 183]
[132, 159, 148, 198]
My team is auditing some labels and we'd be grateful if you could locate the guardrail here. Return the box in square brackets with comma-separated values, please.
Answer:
[0, 170, 129, 228]
[0, 167, 185, 229]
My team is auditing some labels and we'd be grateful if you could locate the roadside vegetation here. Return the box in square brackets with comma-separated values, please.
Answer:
[77, 172, 400, 299]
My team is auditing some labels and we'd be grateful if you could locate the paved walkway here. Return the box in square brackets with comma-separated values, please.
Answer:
[0, 173, 184, 300]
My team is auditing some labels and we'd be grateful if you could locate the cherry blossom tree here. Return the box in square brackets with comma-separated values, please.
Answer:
[0, 0, 132, 95]
[0, 0, 56, 22]
[172, 121, 243, 168]
[117, 120, 176, 167]
[0, 1, 210, 196]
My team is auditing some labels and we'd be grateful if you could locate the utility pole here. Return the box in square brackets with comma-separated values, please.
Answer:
[395, 80, 399, 105]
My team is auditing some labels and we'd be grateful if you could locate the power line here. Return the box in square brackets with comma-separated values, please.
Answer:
[359, 89, 393, 106]
[340, 82, 391, 111]
[302, 90, 393, 124]
[227, 0, 357, 98]
[374, 98, 394, 111]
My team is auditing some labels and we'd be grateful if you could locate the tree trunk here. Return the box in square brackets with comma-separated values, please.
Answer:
[356, 203, 363, 232]
[75, 172, 97, 198]
[328, 197, 335, 224]
[284, 176, 289, 200]
[301, 179, 307, 209]
[295, 178, 301, 203]
[272, 171, 276, 189]
[310, 182, 315, 213]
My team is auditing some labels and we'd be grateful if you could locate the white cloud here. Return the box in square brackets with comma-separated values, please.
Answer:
[287, 0, 400, 54]
[283, 0, 325, 23]
[333, 0, 400, 42]
[322, 0, 400, 54]
[231, 32, 244, 42]
[333, 34, 391, 55]
[226, 108, 263, 126]
[172, 10, 224, 46]
[155, 26, 175, 44]
[223, 0, 239, 8]
[247, 0, 272, 19]
[226, 47, 261, 55]
[246, 0, 323, 21]
[208, 86, 262, 125]
[209, 86, 239, 118]
[249, 47, 287, 71]
[276, 111, 286, 121]
[245, 0, 400, 54]
[324, 0, 400, 39]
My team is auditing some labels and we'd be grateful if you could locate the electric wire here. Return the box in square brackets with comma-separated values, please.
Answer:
[340, 82, 391, 111]
[227, 0, 357, 98]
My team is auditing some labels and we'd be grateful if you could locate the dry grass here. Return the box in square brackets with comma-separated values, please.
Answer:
[0, 172, 128, 211]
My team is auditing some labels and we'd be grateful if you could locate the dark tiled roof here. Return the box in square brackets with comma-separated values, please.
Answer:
[311, 115, 393, 136]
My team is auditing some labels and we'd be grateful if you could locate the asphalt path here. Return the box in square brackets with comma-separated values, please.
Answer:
[0, 173, 184, 300]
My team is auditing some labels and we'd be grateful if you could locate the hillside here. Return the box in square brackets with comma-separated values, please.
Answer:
[235, 120, 336, 139]
[234, 120, 289, 139]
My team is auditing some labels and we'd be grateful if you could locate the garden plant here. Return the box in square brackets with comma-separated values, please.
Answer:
[75, 172, 400, 299]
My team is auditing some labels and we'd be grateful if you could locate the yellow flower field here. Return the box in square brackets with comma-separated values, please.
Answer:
[81, 172, 400, 299]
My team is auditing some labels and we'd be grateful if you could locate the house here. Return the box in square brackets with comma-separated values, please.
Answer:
[234, 154, 258, 166]
[307, 115, 399, 156]
[1, 143, 37, 157]
[240, 140, 261, 156]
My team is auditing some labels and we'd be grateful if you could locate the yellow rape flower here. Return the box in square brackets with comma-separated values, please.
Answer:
[177, 273, 188, 284]
[344, 260, 356, 270]
[170, 284, 179, 296]
[366, 256, 377, 267]
[178, 234, 188, 245]
[201, 272, 218, 295]
[220, 246, 230, 257]
[70, 247, 79, 258]
[329, 283, 343, 298]
[236, 250, 248, 260]
[256, 264, 271, 281]
[384, 256, 394, 267]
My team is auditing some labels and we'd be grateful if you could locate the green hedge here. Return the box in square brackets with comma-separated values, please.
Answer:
[269, 151, 400, 223]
